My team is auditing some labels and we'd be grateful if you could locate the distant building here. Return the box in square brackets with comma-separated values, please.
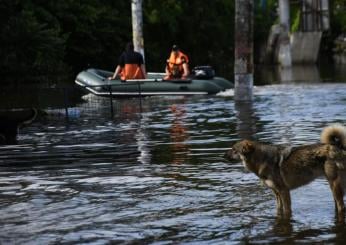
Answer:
[265, 0, 330, 65]
[300, 0, 330, 32]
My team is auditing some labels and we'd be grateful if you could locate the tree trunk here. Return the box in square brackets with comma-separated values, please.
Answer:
[131, 0, 145, 62]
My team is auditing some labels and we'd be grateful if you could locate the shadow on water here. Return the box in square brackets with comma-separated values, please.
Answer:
[0, 64, 346, 244]
[251, 218, 346, 244]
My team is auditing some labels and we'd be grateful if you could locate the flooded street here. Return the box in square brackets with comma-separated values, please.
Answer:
[0, 81, 346, 244]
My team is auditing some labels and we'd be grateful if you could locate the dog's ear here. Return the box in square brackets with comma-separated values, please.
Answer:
[241, 140, 254, 154]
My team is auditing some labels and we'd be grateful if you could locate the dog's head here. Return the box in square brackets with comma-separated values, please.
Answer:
[224, 140, 255, 161]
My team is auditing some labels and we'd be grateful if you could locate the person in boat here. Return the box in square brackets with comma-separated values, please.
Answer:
[164, 45, 190, 80]
[108, 42, 147, 80]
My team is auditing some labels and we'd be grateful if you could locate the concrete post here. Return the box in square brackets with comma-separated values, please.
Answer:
[131, 0, 145, 61]
[279, 0, 290, 31]
[320, 0, 330, 31]
[278, 0, 292, 67]
[234, 0, 254, 101]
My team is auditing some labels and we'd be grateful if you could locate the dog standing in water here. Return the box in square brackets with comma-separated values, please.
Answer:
[0, 108, 37, 144]
[225, 124, 346, 220]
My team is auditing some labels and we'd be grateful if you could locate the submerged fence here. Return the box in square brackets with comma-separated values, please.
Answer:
[0, 84, 144, 120]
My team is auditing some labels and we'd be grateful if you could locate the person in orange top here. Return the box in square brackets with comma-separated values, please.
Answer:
[108, 42, 146, 80]
[164, 45, 190, 80]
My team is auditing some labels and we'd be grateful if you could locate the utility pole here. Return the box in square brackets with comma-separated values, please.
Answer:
[278, 0, 292, 67]
[234, 0, 254, 101]
[131, 0, 145, 61]
[279, 0, 290, 31]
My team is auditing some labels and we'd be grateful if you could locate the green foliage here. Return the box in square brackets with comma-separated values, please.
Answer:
[0, 0, 131, 84]
[144, 0, 235, 75]
[332, 0, 346, 33]
[253, 0, 277, 63]
[0, 0, 345, 85]
[254, 0, 278, 41]
[0, 2, 67, 83]
[290, 5, 301, 33]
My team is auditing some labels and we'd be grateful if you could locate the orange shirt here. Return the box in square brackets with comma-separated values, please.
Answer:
[118, 51, 145, 80]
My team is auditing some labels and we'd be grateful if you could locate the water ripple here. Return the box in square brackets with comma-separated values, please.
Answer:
[0, 83, 346, 243]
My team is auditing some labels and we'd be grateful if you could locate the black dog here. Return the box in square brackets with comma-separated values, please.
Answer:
[0, 108, 37, 144]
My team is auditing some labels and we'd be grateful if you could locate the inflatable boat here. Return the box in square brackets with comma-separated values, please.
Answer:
[75, 68, 233, 97]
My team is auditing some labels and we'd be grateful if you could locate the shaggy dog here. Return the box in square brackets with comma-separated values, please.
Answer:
[225, 124, 346, 220]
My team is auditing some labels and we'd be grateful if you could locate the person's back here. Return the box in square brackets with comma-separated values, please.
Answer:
[120, 49, 145, 80]
[109, 42, 146, 80]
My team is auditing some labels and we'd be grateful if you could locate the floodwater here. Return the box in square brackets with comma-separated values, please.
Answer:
[1, 68, 346, 244]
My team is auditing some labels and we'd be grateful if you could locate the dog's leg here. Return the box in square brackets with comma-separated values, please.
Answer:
[278, 187, 291, 218]
[266, 178, 291, 218]
[324, 161, 345, 221]
[270, 176, 292, 218]
[272, 189, 283, 215]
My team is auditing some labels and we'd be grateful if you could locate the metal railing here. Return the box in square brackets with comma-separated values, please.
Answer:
[0, 84, 145, 121]
[300, 0, 330, 32]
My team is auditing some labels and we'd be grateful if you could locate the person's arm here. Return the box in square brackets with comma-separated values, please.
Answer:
[109, 53, 125, 80]
[140, 64, 147, 79]
[182, 63, 190, 77]
[165, 59, 171, 75]
[108, 65, 122, 80]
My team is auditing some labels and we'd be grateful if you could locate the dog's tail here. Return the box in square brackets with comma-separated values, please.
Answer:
[321, 124, 346, 150]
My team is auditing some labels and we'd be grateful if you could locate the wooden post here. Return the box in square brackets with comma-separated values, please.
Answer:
[131, 0, 145, 61]
[234, 0, 254, 101]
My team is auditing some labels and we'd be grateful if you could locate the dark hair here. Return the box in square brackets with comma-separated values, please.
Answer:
[126, 42, 134, 52]
[172, 45, 179, 51]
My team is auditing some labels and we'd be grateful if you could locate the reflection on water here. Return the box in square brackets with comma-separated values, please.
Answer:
[255, 64, 346, 84]
[169, 104, 190, 165]
[0, 82, 346, 244]
[234, 101, 257, 140]
[278, 66, 321, 83]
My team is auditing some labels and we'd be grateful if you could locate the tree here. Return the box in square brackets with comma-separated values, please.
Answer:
[0, 0, 344, 85]
[0, 1, 67, 83]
